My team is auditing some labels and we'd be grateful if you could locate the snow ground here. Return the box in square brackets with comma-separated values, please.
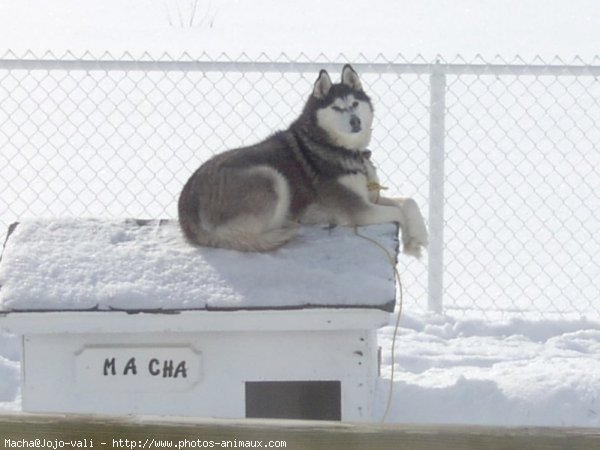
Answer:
[377, 315, 600, 426]
[1, 0, 599, 427]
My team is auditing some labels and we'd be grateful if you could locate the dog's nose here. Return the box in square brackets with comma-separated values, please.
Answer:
[350, 115, 361, 132]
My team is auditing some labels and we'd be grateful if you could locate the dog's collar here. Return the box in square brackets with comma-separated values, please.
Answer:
[341, 148, 371, 162]
[343, 148, 372, 160]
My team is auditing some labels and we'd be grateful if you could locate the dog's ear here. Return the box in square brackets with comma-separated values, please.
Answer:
[312, 69, 332, 99]
[341, 64, 363, 91]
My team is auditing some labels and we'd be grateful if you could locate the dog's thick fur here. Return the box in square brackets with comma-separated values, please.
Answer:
[178, 65, 428, 256]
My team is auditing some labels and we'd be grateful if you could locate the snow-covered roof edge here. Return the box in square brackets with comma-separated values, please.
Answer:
[0, 219, 399, 314]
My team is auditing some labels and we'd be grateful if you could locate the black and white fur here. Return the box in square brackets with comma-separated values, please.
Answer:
[178, 65, 428, 256]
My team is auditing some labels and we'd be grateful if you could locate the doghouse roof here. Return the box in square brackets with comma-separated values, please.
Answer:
[0, 219, 398, 313]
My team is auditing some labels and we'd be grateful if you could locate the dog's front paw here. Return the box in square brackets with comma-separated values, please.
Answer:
[399, 198, 428, 259]
[403, 235, 427, 258]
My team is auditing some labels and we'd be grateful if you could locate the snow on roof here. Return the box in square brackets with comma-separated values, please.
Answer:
[0, 219, 398, 312]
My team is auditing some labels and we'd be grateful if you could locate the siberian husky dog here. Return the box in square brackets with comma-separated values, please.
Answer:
[178, 65, 428, 257]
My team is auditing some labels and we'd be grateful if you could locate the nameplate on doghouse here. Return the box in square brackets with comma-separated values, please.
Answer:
[75, 345, 202, 391]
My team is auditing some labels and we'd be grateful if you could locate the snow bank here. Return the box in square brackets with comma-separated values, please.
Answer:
[376, 315, 600, 427]
[0, 0, 597, 60]
[0, 219, 398, 311]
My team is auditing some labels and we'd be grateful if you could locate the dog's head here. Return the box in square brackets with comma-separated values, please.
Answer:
[304, 65, 373, 151]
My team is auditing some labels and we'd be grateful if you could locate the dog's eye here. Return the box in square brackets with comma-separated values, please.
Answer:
[331, 106, 343, 112]
[352, 101, 359, 108]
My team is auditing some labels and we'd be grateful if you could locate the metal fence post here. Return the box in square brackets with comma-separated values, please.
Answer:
[428, 63, 446, 314]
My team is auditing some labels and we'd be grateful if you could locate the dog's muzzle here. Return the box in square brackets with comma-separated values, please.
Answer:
[350, 115, 361, 133]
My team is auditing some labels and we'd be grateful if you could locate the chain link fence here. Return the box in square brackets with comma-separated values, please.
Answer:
[0, 52, 598, 319]
[443, 66, 599, 319]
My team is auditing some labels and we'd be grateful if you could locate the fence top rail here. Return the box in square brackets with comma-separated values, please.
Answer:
[1, 58, 600, 77]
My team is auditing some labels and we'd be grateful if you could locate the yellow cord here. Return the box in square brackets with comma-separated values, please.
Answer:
[352, 226, 403, 423]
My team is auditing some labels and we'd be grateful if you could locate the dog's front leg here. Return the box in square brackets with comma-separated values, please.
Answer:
[378, 196, 428, 258]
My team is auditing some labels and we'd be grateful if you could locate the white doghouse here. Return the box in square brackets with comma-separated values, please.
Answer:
[0, 219, 398, 421]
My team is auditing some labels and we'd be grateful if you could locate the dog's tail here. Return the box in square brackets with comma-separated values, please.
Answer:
[180, 215, 298, 252]
[210, 225, 298, 252]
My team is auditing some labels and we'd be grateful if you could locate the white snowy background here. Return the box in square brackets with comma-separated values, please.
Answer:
[1, 0, 600, 426]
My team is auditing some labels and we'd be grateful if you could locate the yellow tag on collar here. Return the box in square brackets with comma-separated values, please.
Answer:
[367, 181, 388, 192]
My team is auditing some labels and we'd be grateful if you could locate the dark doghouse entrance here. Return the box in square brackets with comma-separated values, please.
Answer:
[245, 380, 341, 421]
